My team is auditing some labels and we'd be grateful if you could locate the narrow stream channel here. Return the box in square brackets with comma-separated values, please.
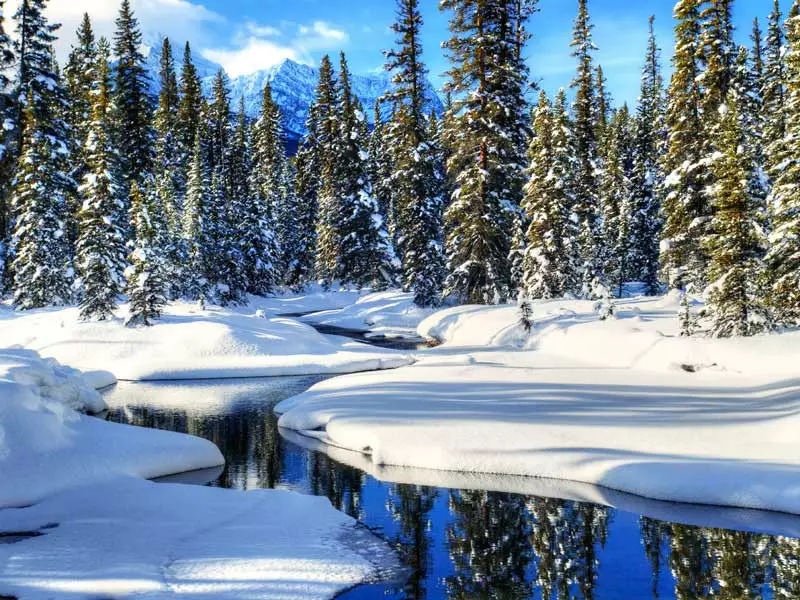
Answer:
[103, 374, 800, 600]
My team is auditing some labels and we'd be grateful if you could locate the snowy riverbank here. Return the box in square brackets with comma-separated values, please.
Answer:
[0, 296, 413, 381]
[277, 292, 800, 515]
[0, 338, 397, 598]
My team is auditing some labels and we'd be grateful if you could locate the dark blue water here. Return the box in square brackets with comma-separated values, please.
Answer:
[104, 377, 800, 600]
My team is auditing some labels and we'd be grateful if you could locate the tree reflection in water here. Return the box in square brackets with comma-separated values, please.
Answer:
[105, 380, 800, 600]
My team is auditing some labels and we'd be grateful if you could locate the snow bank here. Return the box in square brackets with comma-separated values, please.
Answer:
[0, 478, 395, 599]
[0, 348, 223, 508]
[0, 302, 413, 381]
[418, 294, 800, 377]
[302, 291, 434, 339]
[277, 361, 800, 515]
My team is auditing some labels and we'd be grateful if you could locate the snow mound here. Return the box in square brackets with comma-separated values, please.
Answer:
[0, 348, 224, 508]
[0, 478, 394, 599]
[418, 295, 800, 377]
[303, 290, 435, 339]
[276, 362, 800, 515]
[0, 301, 414, 381]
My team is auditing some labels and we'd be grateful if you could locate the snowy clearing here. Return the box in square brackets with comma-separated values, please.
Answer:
[300, 290, 435, 339]
[0, 300, 413, 381]
[0, 478, 395, 600]
[0, 349, 224, 508]
[277, 293, 800, 515]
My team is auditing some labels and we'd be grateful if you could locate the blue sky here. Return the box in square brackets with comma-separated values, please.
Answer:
[36, 0, 796, 105]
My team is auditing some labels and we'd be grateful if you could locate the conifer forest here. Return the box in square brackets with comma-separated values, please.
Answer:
[0, 0, 798, 338]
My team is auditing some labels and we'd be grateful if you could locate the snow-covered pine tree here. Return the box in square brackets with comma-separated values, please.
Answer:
[152, 37, 183, 298]
[368, 101, 395, 238]
[762, 0, 786, 176]
[288, 148, 318, 290]
[703, 93, 771, 337]
[0, 0, 16, 260]
[660, 0, 706, 292]
[64, 14, 96, 189]
[521, 89, 577, 300]
[384, 0, 444, 306]
[112, 0, 153, 198]
[10, 0, 75, 308]
[629, 16, 665, 296]
[76, 37, 126, 321]
[246, 85, 281, 295]
[311, 55, 340, 287]
[439, 0, 535, 304]
[276, 159, 304, 288]
[10, 96, 73, 308]
[600, 105, 635, 297]
[176, 42, 203, 186]
[594, 64, 611, 150]
[764, 2, 800, 325]
[182, 132, 211, 301]
[126, 182, 167, 326]
[333, 53, 393, 289]
[569, 0, 604, 298]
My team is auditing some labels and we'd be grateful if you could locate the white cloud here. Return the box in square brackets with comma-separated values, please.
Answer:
[203, 38, 304, 77]
[202, 19, 349, 77]
[7, 0, 223, 60]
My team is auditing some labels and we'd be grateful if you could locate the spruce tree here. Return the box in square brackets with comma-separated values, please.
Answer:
[384, 0, 444, 306]
[246, 85, 282, 295]
[521, 89, 577, 300]
[703, 93, 771, 337]
[0, 0, 16, 254]
[570, 0, 604, 298]
[439, 0, 535, 304]
[112, 0, 153, 195]
[176, 42, 203, 183]
[334, 53, 393, 289]
[629, 16, 665, 295]
[368, 101, 394, 235]
[10, 97, 73, 308]
[288, 148, 318, 290]
[763, 0, 787, 177]
[10, 0, 75, 308]
[76, 38, 126, 321]
[660, 0, 706, 292]
[764, 2, 800, 325]
[126, 182, 167, 326]
[313, 55, 342, 287]
[64, 14, 96, 186]
[182, 132, 211, 301]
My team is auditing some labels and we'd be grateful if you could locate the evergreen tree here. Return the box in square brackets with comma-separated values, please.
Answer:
[0, 0, 14, 277]
[600, 105, 635, 296]
[311, 55, 340, 286]
[594, 64, 611, 148]
[182, 132, 211, 300]
[10, 97, 73, 308]
[10, 0, 75, 308]
[112, 0, 153, 195]
[439, 0, 535, 304]
[703, 93, 771, 337]
[368, 101, 394, 234]
[660, 0, 706, 291]
[247, 85, 282, 295]
[384, 0, 444, 306]
[763, 0, 787, 176]
[764, 2, 800, 325]
[288, 148, 318, 290]
[334, 53, 393, 289]
[76, 38, 126, 321]
[521, 90, 577, 300]
[176, 42, 203, 182]
[629, 16, 665, 295]
[570, 0, 603, 298]
[126, 182, 167, 326]
[64, 14, 96, 187]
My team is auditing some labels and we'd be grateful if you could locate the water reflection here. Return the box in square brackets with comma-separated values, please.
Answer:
[104, 379, 800, 600]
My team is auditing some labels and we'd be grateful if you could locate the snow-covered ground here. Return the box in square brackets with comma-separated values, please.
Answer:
[0, 348, 224, 508]
[300, 291, 435, 339]
[277, 293, 800, 515]
[0, 298, 413, 381]
[0, 478, 395, 600]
